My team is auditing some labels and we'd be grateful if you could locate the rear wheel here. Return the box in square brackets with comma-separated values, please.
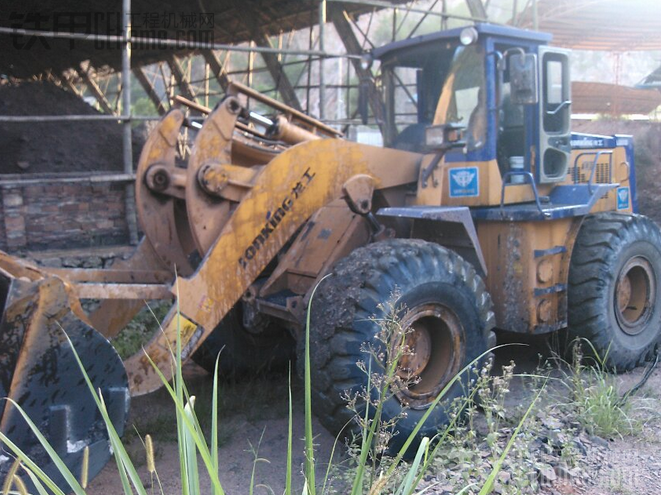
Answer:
[304, 239, 495, 451]
[568, 213, 661, 370]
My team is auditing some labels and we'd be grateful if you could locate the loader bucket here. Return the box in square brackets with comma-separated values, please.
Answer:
[0, 260, 129, 490]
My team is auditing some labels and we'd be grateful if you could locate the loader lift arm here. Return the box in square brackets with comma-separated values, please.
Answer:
[125, 90, 422, 393]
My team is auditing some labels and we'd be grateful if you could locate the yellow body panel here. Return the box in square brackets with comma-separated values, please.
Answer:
[415, 157, 554, 207]
[476, 218, 580, 332]
[564, 146, 633, 214]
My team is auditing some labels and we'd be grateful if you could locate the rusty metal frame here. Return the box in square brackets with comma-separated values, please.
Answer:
[134, 66, 169, 115]
[79, 63, 115, 115]
[329, 5, 386, 131]
[230, 0, 303, 111]
[167, 55, 197, 102]
[0, 0, 499, 138]
[202, 50, 231, 92]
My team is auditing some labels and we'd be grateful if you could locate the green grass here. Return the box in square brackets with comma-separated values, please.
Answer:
[111, 301, 170, 359]
[0, 289, 550, 495]
[562, 340, 657, 439]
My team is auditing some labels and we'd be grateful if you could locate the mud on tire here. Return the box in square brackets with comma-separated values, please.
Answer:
[304, 239, 495, 451]
[568, 213, 661, 370]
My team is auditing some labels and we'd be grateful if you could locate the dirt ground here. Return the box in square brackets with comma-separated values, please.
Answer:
[86, 343, 661, 495]
[87, 364, 341, 495]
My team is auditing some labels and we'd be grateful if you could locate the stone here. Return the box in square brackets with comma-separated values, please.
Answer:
[538, 465, 557, 484]
[555, 465, 573, 480]
[588, 435, 609, 448]
[573, 438, 588, 455]
[3, 192, 23, 208]
[498, 471, 511, 484]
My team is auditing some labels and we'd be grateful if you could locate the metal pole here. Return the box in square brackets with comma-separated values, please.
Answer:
[0, 26, 341, 57]
[392, 8, 397, 41]
[204, 62, 209, 108]
[326, 0, 489, 23]
[0, 115, 163, 122]
[318, 0, 326, 120]
[442, 0, 448, 30]
[532, 0, 538, 30]
[122, 0, 139, 245]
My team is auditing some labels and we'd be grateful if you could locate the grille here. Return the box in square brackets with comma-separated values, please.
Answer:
[570, 160, 611, 184]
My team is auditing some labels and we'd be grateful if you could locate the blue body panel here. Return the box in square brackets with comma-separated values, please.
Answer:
[473, 132, 636, 221]
[371, 23, 551, 60]
[471, 183, 616, 221]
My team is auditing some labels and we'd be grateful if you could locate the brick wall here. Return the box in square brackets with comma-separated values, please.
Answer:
[0, 179, 131, 253]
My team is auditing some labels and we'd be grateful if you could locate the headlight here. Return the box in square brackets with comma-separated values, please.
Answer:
[360, 52, 374, 71]
[460, 27, 479, 46]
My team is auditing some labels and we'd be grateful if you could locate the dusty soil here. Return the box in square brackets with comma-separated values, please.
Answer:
[86, 343, 661, 495]
[87, 364, 341, 495]
[0, 81, 145, 174]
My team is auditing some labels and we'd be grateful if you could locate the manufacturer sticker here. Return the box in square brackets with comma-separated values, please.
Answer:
[448, 167, 479, 198]
[238, 167, 316, 270]
[616, 186, 630, 210]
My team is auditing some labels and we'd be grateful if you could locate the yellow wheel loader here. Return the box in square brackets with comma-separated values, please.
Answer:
[2, 23, 661, 485]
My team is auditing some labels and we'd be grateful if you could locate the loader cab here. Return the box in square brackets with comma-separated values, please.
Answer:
[372, 24, 571, 188]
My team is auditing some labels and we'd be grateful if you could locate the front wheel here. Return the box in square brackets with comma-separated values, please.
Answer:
[304, 239, 495, 451]
[568, 213, 661, 370]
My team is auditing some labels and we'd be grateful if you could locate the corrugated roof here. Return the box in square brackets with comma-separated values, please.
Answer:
[572, 81, 661, 115]
[518, 0, 661, 51]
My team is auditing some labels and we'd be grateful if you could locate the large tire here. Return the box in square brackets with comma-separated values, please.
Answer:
[568, 213, 661, 370]
[305, 239, 495, 451]
[192, 307, 295, 376]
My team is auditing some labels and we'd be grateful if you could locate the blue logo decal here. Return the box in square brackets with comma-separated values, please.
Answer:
[449, 167, 479, 198]
[616, 187, 629, 210]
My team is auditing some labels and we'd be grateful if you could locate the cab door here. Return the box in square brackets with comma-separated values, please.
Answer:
[537, 46, 571, 183]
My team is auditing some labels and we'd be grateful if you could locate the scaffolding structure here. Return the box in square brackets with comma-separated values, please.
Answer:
[0, 0, 536, 245]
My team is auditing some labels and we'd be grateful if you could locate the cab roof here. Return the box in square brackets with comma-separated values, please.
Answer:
[372, 23, 553, 60]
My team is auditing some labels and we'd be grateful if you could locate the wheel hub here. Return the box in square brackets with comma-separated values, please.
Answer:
[614, 256, 655, 335]
[394, 303, 463, 409]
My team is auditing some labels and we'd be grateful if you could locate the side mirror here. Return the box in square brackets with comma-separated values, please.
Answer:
[509, 53, 538, 105]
